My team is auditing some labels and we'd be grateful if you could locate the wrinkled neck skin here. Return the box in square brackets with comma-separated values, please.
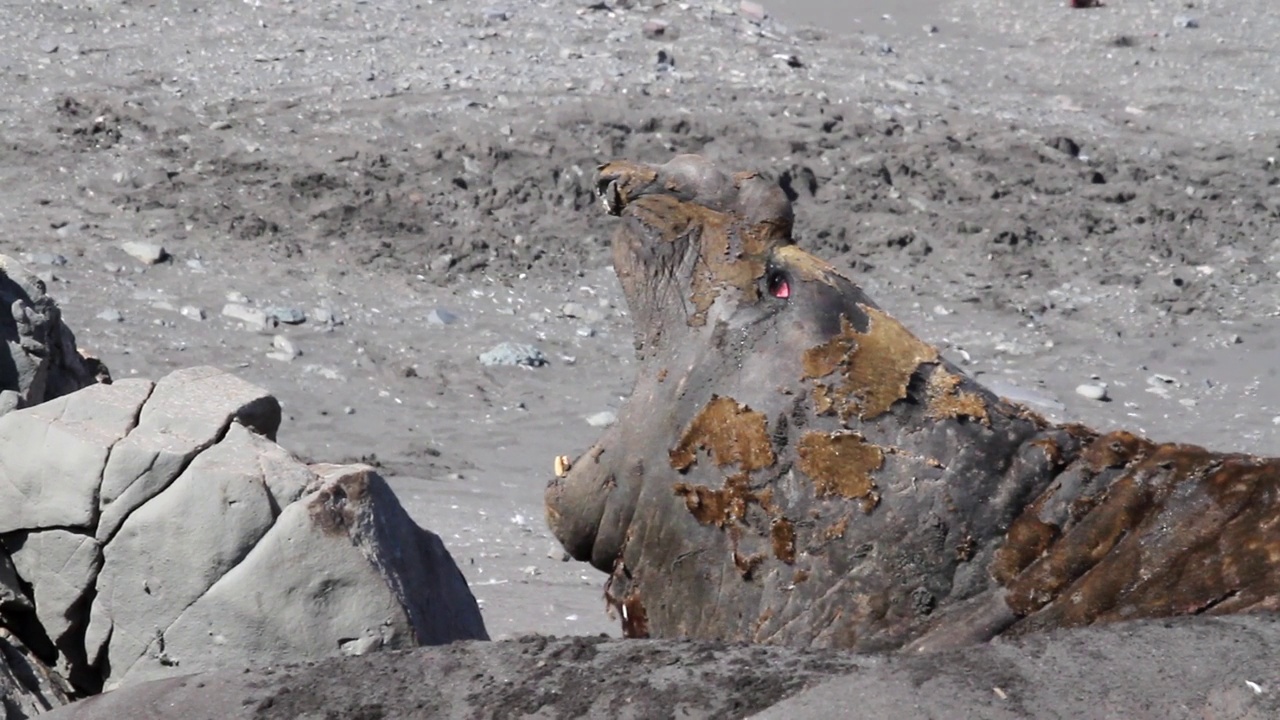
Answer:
[545, 154, 1280, 653]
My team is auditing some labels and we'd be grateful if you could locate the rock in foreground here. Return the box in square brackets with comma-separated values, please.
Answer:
[0, 254, 107, 410]
[40, 615, 1280, 719]
[0, 366, 487, 714]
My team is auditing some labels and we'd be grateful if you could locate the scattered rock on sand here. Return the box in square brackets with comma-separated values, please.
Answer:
[119, 241, 167, 265]
[266, 306, 306, 325]
[1075, 383, 1109, 401]
[585, 410, 616, 427]
[221, 303, 275, 331]
[479, 342, 547, 367]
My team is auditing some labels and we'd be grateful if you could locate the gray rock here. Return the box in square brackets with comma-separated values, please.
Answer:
[1, 629, 71, 716]
[585, 410, 617, 428]
[96, 309, 124, 323]
[0, 254, 107, 407]
[267, 335, 301, 361]
[560, 302, 587, 318]
[179, 305, 205, 321]
[125, 464, 487, 684]
[479, 342, 548, 367]
[21, 252, 68, 266]
[0, 379, 154, 534]
[95, 367, 282, 542]
[427, 308, 459, 326]
[1074, 383, 1109, 401]
[221, 303, 274, 331]
[266, 306, 306, 325]
[1173, 14, 1199, 29]
[120, 242, 167, 265]
[87, 424, 312, 684]
[0, 365, 484, 700]
[6, 530, 102, 660]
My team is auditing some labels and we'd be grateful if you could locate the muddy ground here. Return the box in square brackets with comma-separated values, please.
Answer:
[4, 0, 1279, 716]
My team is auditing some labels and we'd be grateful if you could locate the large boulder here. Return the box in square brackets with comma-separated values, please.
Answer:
[545, 154, 1280, 651]
[0, 365, 488, 713]
[36, 615, 1280, 719]
[0, 254, 107, 410]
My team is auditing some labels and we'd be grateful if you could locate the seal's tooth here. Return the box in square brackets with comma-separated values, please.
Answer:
[554, 454, 572, 477]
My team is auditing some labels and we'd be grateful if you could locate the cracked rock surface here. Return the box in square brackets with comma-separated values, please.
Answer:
[0, 365, 488, 711]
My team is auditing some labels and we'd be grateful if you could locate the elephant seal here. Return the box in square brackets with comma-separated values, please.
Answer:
[544, 153, 1280, 652]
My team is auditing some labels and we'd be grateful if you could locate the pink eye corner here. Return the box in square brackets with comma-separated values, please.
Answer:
[767, 270, 791, 299]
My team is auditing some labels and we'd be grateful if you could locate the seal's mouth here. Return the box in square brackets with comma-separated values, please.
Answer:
[596, 176, 626, 216]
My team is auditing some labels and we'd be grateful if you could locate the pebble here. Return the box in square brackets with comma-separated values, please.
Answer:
[97, 308, 125, 323]
[1075, 383, 1109, 401]
[21, 252, 68, 266]
[1172, 15, 1199, 29]
[427, 308, 459, 326]
[226, 290, 250, 303]
[120, 241, 168, 265]
[267, 306, 306, 324]
[222, 303, 275, 331]
[585, 411, 617, 428]
[560, 302, 587, 318]
[267, 335, 301, 361]
[312, 307, 342, 326]
[479, 342, 548, 367]
[576, 326, 595, 338]
[180, 305, 206, 321]
[738, 0, 765, 22]
[655, 49, 675, 71]
[642, 19, 674, 40]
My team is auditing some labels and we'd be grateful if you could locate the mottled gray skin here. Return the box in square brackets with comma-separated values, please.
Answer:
[545, 154, 1280, 652]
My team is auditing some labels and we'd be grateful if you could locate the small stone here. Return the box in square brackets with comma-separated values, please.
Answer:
[120, 241, 168, 264]
[343, 406, 355, 415]
[483, 7, 510, 21]
[1230, 334, 1243, 345]
[312, 307, 342, 326]
[222, 303, 275, 331]
[22, 252, 68, 266]
[209, 120, 233, 130]
[103, 262, 123, 273]
[39, 38, 59, 53]
[267, 306, 306, 325]
[268, 335, 301, 361]
[586, 411, 617, 428]
[226, 290, 250, 303]
[576, 327, 595, 338]
[479, 342, 547, 368]
[186, 258, 205, 271]
[427, 308, 459, 326]
[642, 19, 673, 39]
[180, 305, 206, 321]
[1075, 383, 1108, 401]
[560, 302, 587, 318]
[97, 308, 124, 323]
[738, 0, 765, 22]
[547, 543, 570, 562]
[655, 49, 675, 71]
[1178, 398, 1198, 407]
[1172, 15, 1199, 29]
[430, 254, 455, 273]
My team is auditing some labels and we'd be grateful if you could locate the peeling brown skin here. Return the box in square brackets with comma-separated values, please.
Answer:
[544, 153, 1280, 654]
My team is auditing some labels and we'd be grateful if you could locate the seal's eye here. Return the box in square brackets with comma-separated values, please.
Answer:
[767, 269, 791, 299]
